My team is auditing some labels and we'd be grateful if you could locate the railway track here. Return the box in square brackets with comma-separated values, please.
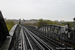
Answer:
[23, 26, 53, 50]
[21, 26, 53, 50]
[25, 26, 74, 50]
[19, 25, 74, 50]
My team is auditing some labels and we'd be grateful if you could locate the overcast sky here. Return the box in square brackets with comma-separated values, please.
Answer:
[0, 0, 75, 21]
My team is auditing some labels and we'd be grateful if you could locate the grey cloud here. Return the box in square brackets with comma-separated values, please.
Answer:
[0, 0, 75, 21]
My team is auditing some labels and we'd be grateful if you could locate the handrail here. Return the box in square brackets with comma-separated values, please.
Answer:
[0, 24, 18, 50]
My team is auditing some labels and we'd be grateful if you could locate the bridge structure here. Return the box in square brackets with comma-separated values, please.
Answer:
[0, 11, 75, 50]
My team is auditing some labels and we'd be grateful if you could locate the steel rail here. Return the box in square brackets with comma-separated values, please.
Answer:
[23, 28, 45, 50]
[24, 26, 53, 50]
[22, 26, 34, 50]
[25, 26, 71, 50]
[21, 27, 27, 50]
[27, 26, 68, 47]
[29, 28, 65, 47]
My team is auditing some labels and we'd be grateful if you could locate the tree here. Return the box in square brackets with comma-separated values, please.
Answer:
[37, 19, 48, 27]
[37, 19, 65, 27]
[5, 21, 15, 31]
